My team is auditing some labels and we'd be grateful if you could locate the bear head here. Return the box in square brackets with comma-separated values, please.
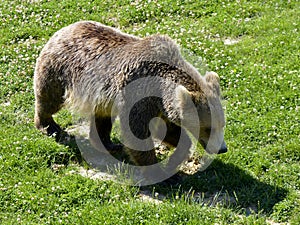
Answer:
[175, 71, 227, 154]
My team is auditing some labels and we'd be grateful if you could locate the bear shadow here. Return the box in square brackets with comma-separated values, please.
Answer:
[47, 129, 129, 168]
[46, 130, 83, 167]
[150, 159, 288, 216]
[49, 131, 287, 216]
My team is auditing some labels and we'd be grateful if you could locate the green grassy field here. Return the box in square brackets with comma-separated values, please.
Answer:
[0, 0, 299, 224]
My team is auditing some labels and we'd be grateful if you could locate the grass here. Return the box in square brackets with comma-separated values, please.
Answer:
[0, 0, 299, 224]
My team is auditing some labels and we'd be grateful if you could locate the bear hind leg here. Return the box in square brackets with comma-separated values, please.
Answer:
[34, 98, 63, 136]
[89, 116, 122, 152]
[34, 65, 65, 136]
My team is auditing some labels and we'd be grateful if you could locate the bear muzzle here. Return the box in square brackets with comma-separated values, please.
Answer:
[217, 145, 227, 154]
[203, 140, 228, 154]
[217, 141, 227, 154]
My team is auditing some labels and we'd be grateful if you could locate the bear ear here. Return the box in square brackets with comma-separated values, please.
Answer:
[205, 71, 221, 96]
[175, 85, 190, 105]
[175, 85, 193, 117]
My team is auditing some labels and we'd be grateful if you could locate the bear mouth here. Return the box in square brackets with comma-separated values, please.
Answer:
[217, 146, 227, 154]
[206, 148, 227, 154]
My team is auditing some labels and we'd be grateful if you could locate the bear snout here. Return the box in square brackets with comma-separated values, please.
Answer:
[203, 140, 227, 154]
[217, 146, 227, 154]
[217, 141, 227, 154]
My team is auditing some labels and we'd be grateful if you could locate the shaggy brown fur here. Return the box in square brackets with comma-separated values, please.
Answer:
[34, 21, 227, 169]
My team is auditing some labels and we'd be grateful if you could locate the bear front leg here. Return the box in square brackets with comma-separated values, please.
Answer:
[120, 118, 157, 166]
[161, 122, 181, 147]
[119, 100, 160, 166]
[164, 127, 192, 172]
[160, 122, 191, 184]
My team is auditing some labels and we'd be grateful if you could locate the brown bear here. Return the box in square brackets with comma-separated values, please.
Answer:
[34, 21, 227, 172]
